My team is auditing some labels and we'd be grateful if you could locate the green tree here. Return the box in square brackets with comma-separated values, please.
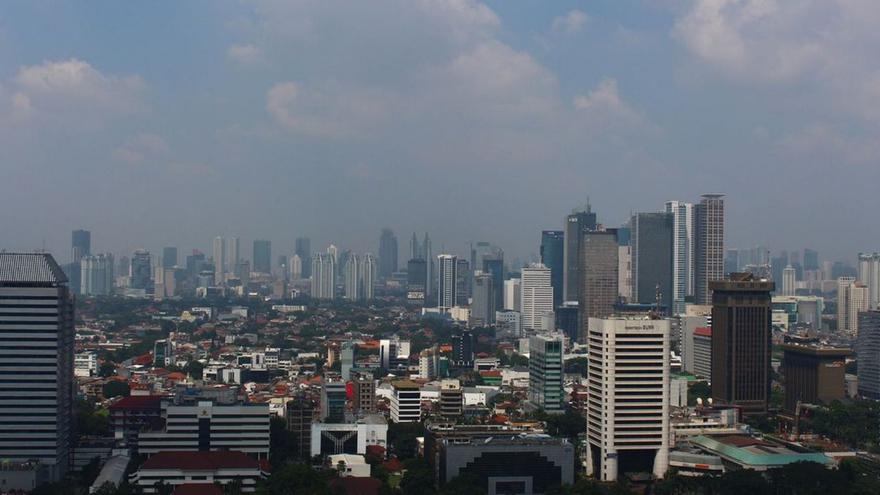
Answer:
[256, 463, 332, 495]
[103, 380, 131, 398]
[99, 361, 118, 377]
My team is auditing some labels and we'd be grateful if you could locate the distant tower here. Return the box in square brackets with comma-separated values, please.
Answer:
[290, 254, 303, 281]
[70, 229, 91, 294]
[409, 233, 421, 261]
[578, 230, 619, 343]
[311, 253, 335, 300]
[227, 237, 240, 271]
[379, 228, 398, 279]
[361, 254, 376, 300]
[631, 212, 674, 313]
[521, 263, 553, 331]
[130, 250, 153, 292]
[253, 240, 272, 274]
[344, 254, 361, 300]
[162, 247, 178, 269]
[295, 237, 312, 278]
[563, 205, 597, 302]
[212, 236, 225, 285]
[540, 231, 565, 307]
[470, 271, 495, 326]
[782, 264, 796, 296]
[694, 194, 725, 305]
[437, 254, 458, 311]
[423, 233, 433, 297]
[665, 201, 694, 314]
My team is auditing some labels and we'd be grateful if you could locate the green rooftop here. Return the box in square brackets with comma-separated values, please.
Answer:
[690, 435, 831, 468]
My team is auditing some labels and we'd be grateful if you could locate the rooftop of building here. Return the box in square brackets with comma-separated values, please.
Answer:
[391, 379, 421, 390]
[689, 435, 831, 467]
[780, 343, 851, 357]
[0, 252, 67, 285]
[140, 451, 262, 471]
[109, 395, 164, 411]
[443, 433, 569, 448]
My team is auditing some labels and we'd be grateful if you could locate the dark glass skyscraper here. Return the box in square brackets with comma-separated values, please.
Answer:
[563, 206, 597, 302]
[295, 237, 311, 278]
[253, 239, 272, 274]
[541, 230, 564, 307]
[578, 230, 618, 343]
[710, 273, 774, 416]
[378, 228, 398, 279]
[631, 212, 674, 313]
[481, 251, 504, 310]
[69, 229, 91, 295]
[162, 246, 178, 269]
[803, 249, 819, 272]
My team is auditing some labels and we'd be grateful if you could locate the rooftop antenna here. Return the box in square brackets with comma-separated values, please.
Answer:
[650, 283, 662, 319]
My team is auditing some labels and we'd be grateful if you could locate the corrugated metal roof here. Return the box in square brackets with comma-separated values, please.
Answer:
[0, 253, 68, 284]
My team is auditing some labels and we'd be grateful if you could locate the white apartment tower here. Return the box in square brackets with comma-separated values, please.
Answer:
[521, 264, 553, 331]
[213, 236, 225, 285]
[311, 253, 336, 300]
[344, 254, 361, 300]
[838, 277, 869, 334]
[503, 278, 522, 311]
[361, 253, 376, 300]
[858, 253, 880, 309]
[782, 264, 797, 296]
[665, 201, 693, 313]
[437, 254, 458, 311]
[586, 317, 670, 482]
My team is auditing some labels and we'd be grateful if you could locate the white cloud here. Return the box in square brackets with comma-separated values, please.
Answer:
[552, 9, 588, 34]
[13, 58, 145, 113]
[266, 81, 390, 138]
[573, 78, 641, 124]
[227, 43, 262, 64]
[112, 132, 170, 164]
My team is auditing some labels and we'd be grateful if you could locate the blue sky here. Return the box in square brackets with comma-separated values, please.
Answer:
[1, 0, 878, 264]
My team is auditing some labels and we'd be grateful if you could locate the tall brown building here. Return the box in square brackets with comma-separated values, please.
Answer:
[578, 230, 619, 343]
[782, 344, 849, 413]
[710, 273, 774, 416]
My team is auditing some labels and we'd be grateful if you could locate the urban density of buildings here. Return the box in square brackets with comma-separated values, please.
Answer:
[2, 188, 880, 494]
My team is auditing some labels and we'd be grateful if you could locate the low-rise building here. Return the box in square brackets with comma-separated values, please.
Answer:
[310, 415, 389, 458]
[390, 380, 421, 423]
[131, 451, 266, 493]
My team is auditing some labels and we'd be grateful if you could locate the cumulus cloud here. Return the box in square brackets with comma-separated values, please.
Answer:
[266, 81, 390, 138]
[552, 9, 588, 34]
[227, 43, 262, 64]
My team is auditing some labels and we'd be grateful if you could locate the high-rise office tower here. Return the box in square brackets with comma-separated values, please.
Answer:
[803, 249, 819, 272]
[857, 311, 880, 399]
[631, 212, 674, 313]
[212, 236, 225, 285]
[361, 254, 376, 300]
[159, 246, 175, 270]
[130, 249, 152, 291]
[253, 240, 271, 274]
[482, 250, 504, 311]
[782, 264, 796, 296]
[437, 254, 458, 311]
[422, 233, 433, 296]
[665, 201, 694, 314]
[586, 317, 670, 481]
[409, 233, 421, 261]
[541, 231, 565, 307]
[858, 253, 880, 309]
[710, 273, 774, 416]
[227, 237, 240, 271]
[838, 278, 869, 335]
[326, 244, 338, 268]
[563, 206, 597, 303]
[321, 380, 347, 423]
[344, 254, 361, 300]
[69, 229, 91, 294]
[81, 254, 113, 296]
[295, 237, 312, 279]
[528, 333, 564, 413]
[456, 258, 471, 306]
[521, 264, 553, 331]
[378, 228, 398, 279]
[452, 330, 474, 368]
[0, 253, 74, 483]
[311, 253, 335, 300]
[290, 254, 303, 280]
[694, 194, 725, 305]
[578, 230, 619, 343]
[470, 271, 495, 326]
[407, 258, 428, 304]
[503, 278, 521, 312]
[782, 344, 849, 413]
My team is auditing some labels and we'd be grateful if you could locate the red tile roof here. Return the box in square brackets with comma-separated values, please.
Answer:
[173, 484, 223, 495]
[141, 451, 261, 471]
[109, 395, 163, 411]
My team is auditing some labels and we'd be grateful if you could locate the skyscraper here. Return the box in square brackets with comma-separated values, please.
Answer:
[130, 249, 152, 291]
[803, 249, 819, 272]
[0, 253, 74, 483]
[361, 253, 376, 300]
[782, 264, 796, 296]
[838, 277, 869, 334]
[378, 228, 398, 279]
[710, 273, 774, 416]
[290, 254, 303, 280]
[212, 236, 225, 285]
[470, 271, 495, 326]
[69, 229, 91, 294]
[295, 237, 312, 279]
[227, 237, 240, 271]
[528, 333, 564, 413]
[694, 194, 725, 305]
[541, 230, 565, 307]
[578, 230, 619, 343]
[857, 311, 880, 399]
[162, 246, 178, 269]
[665, 201, 694, 314]
[437, 254, 458, 311]
[311, 253, 335, 300]
[563, 206, 597, 302]
[253, 240, 271, 274]
[482, 249, 504, 310]
[407, 258, 428, 304]
[858, 253, 880, 309]
[521, 264, 553, 331]
[81, 254, 114, 296]
[409, 233, 421, 261]
[586, 317, 670, 481]
[344, 254, 360, 300]
[423, 233, 433, 296]
[631, 212, 674, 313]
